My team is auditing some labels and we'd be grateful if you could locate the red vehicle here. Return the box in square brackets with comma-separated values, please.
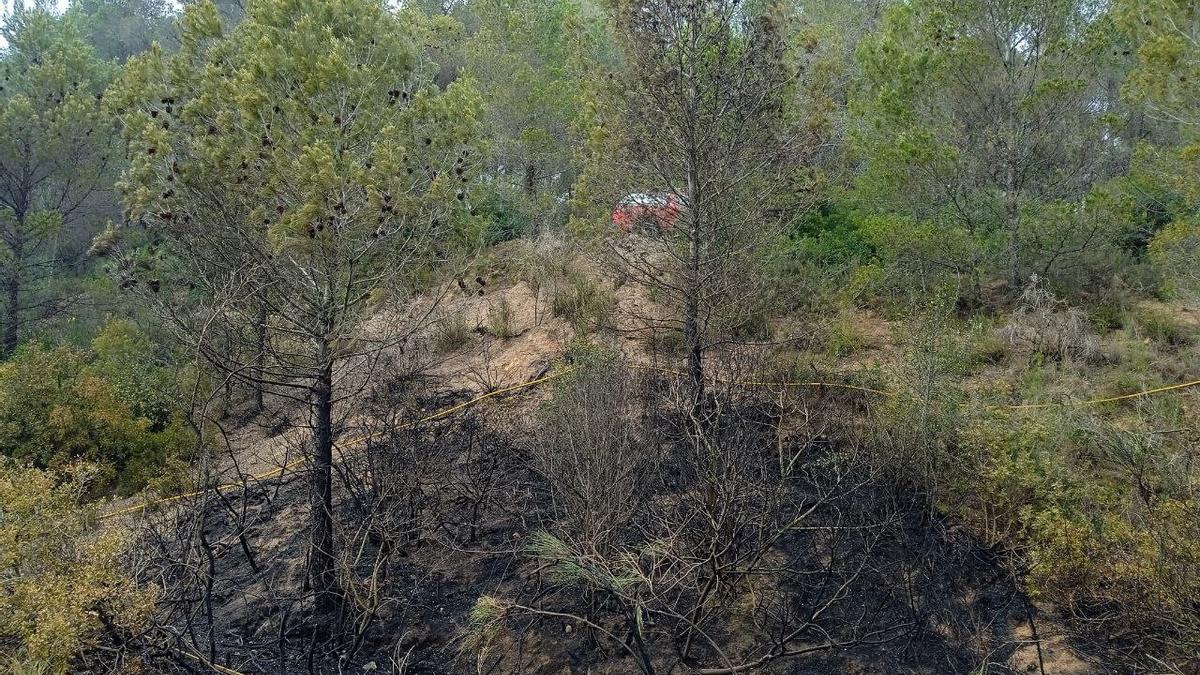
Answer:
[612, 192, 684, 233]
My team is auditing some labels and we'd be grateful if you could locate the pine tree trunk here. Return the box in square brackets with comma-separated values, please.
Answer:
[684, 166, 704, 414]
[3, 273, 18, 357]
[253, 306, 267, 413]
[524, 162, 536, 196]
[1006, 93, 1022, 291]
[310, 357, 337, 618]
[1006, 167, 1021, 290]
[2, 234, 22, 357]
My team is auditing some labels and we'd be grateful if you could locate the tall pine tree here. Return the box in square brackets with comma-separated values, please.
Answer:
[105, 0, 480, 615]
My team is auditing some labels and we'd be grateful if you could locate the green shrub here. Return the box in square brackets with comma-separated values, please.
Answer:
[0, 460, 153, 672]
[487, 298, 518, 338]
[551, 273, 613, 334]
[475, 191, 532, 245]
[433, 312, 473, 352]
[782, 203, 873, 267]
[89, 319, 178, 429]
[859, 214, 981, 308]
[946, 403, 1200, 656]
[1133, 305, 1191, 348]
[1149, 217, 1200, 305]
[963, 319, 1008, 367]
[0, 335, 193, 496]
[820, 312, 868, 358]
[1088, 302, 1128, 332]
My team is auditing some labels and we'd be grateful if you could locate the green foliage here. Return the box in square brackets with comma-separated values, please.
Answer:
[819, 311, 868, 358]
[0, 6, 117, 353]
[0, 460, 153, 673]
[782, 203, 873, 267]
[859, 213, 979, 303]
[551, 271, 612, 335]
[106, 0, 484, 284]
[1131, 303, 1191, 348]
[955, 409, 1091, 546]
[957, 407, 1200, 654]
[873, 299, 968, 479]
[1117, 0, 1200, 128]
[1148, 216, 1200, 305]
[1116, 1, 1200, 305]
[66, 0, 177, 62]
[463, 0, 608, 233]
[89, 318, 180, 427]
[852, 0, 1126, 293]
[475, 190, 532, 245]
[0, 325, 192, 495]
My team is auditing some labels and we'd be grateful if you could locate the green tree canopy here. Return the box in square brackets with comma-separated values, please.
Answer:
[1118, 0, 1200, 305]
[852, 0, 1126, 296]
[66, 0, 176, 62]
[463, 0, 610, 235]
[0, 6, 116, 354]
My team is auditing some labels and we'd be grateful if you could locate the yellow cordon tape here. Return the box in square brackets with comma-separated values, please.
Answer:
[98, 366, 582, 522]
[98, 364, 1200, 522]
[1000, 377, 1200, 410]
[627, 364, 896, 396]
[174, 646, 248, 675]
[627, 363, 1200, 410]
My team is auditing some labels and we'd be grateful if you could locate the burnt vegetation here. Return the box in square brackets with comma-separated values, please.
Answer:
[3, 0, 1200, 673]
[119, 360, 1043, 674]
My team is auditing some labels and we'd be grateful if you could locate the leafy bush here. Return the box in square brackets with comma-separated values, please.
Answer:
[1149, 217, 1200, 305]
[955, 410, 1087, 548]
[0, 325, 193, 495]
[1132, 304, 1191, 348]
[944, 403, 1200, 659]
[0, 460, 152, 672]
[782, 203, 873, 267]
[859, 214, 981, 307]
[475, 191, 532, 245]
[88, 319, 179, 429]
[819, 311, 868, 358]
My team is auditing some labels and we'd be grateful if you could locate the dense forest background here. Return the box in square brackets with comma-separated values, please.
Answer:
[1, 0, 1199, 673]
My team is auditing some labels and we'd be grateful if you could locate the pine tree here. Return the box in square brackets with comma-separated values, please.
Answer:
[853, 0, 1123, 296]
[0, 7, 116, 355]
[104, 0, 481, 616]
[1118, 0, 1200, 305]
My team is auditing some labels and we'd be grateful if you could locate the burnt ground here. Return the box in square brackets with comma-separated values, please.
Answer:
[114, 382, 1108, 675]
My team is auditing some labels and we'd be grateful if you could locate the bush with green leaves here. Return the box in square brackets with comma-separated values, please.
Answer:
[0, 322, 192, 495]
[781, 202, 873, 268]
[859, 214, 981, 306]
[0, 460, 153, 673]
[945, 402, 1200, 663]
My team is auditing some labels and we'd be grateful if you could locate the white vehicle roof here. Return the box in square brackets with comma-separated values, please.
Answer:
[618, 192, 675, 205]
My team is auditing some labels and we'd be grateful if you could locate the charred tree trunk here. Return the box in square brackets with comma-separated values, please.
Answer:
[310, 356, 337, 618]
[684, 166, 704, 413]
[253, 306, 267, 413]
